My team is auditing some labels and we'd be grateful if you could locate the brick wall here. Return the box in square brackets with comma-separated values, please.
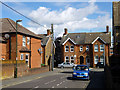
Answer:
[31, 37, 41, 68]
[2, 62, 49, 80]
[0, 42, 6, 60]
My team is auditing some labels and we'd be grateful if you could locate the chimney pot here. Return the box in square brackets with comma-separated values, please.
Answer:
[47, 29, 51, 36]
[64, 28, 68, 35]
[106, 26, 109, 33]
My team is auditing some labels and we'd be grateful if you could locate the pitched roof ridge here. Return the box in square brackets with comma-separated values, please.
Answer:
[7, 18, 16, 31]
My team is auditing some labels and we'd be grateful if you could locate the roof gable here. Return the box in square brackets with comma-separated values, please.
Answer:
[62, 37, 76, 45]
[92, 37, 106, 44]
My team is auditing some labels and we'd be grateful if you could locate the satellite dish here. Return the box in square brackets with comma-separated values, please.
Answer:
[5, 34, 9, 39]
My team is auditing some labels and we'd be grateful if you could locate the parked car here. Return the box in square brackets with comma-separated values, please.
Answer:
[58, 62, 77, 68]
[96, 62, 104, 68]
[72, 65, 91, 80]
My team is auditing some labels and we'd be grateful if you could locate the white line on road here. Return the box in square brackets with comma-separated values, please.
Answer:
[34, 86, 39, 88]
[44, 80, 56, 85]
[52, 86, 54, 88]
[57, 84, 60, 86]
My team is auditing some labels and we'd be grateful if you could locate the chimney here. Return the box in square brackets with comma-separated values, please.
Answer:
[106, 25, 109, 33]
[64, 28, 68, 35]
[47, 29, 51, 36]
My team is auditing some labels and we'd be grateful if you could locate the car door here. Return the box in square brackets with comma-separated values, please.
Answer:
[66, 62, 71, 67]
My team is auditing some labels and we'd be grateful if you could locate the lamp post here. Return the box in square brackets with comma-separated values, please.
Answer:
[14, 19, 22, 78]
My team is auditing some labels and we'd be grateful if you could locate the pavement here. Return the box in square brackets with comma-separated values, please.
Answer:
[2, 68, 105, 89]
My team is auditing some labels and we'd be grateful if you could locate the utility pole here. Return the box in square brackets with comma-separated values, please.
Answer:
[51, 24, 54, 71]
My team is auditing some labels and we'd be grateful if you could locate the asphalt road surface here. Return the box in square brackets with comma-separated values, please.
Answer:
[2, 68, 105, 89]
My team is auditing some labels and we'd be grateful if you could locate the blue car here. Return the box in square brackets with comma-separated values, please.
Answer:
[72, 65, 90, 80]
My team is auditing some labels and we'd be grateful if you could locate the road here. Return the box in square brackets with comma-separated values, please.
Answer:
[2, 68, 105, 89]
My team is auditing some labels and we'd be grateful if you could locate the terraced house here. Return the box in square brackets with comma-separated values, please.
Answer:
[59, 27, 111, 67]
[0, 18, 42, 68]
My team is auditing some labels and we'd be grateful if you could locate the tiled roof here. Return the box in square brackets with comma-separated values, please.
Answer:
[38, 34, 49, 46]
[19, 46, 31, 52]
[0, 18, 41, 38]
[60, 32, 111, 45]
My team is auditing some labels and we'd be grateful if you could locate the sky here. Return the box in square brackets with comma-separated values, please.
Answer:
[1, 0, 113, 37]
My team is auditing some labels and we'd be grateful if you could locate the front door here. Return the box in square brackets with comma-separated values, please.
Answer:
[80, 56, 84, 64]
[25, 54, 29, 66]
[86, 56, 90, 67]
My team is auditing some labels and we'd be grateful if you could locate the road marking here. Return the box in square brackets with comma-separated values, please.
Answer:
[63, 81, 65, 83]
[34, 86, 39, 88]
[57, 84, 59, 86]
[45, 80, 56, 85]
[52, 86, 54, 88]
[60, 82, 62, 84]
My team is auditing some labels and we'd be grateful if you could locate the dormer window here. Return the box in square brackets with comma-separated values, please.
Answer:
[65, 46, 69, 52]
[70, 46, 74, 52]
[80, 46, 83, 51]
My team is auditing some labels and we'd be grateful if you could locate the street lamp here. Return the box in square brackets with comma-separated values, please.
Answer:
[14, 19, 22, 78]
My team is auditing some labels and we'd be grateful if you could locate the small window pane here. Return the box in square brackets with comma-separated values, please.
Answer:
[21, 54, 23, 60]
[70, 46, 74, 52]
[94, 45, 98, 52]
[100, 45, 104, 52]
[65, 46, 69, 52]
[94, 56, 99, 64]
[86, 46, 89, 51]
[80, 46, 83, 51]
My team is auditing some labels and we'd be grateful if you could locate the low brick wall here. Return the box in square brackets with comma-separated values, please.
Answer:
[2, 62, 49, 80]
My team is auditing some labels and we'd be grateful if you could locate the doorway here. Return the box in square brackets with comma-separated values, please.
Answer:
[80, 56, 84, 64]
[86, 56, 90, 67]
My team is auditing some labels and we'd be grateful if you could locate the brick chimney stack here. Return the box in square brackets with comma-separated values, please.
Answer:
[64, 28, 68, 35]
[106, 25, 109, 33]
[47, 29, 51, 36]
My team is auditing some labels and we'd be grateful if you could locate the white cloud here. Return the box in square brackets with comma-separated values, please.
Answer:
[27, 1, 112, 37]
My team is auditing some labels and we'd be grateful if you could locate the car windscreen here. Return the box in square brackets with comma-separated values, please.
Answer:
[75, 66, 88, 71]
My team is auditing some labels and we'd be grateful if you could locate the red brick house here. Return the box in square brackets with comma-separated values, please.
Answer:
[0, 18, 42, 68]
[59, 27, 111, 67]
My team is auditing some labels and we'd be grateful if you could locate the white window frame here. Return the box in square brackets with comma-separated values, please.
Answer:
[86, 46, 89, 51]
[100, 55, 104, 64]
[100, 45, 104, 52]
[70, 56, 74, 63]
[27, 37, 30, 45]
[23, 36, 26, 46]
[65, 46, 69, 52]
[94, 45, 98, 52]
[80, 46, 83, 51]
[65, 56, 69, 62]
[20, 54, 24, 60]
[25, 54, 29, 66]
[70, 46, 74, 52]
[94, 55, 99, 64]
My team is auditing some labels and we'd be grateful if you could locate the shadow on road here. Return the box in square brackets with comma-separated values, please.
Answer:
[61, 71, 73, 74]
[86, 71, 105, 89]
